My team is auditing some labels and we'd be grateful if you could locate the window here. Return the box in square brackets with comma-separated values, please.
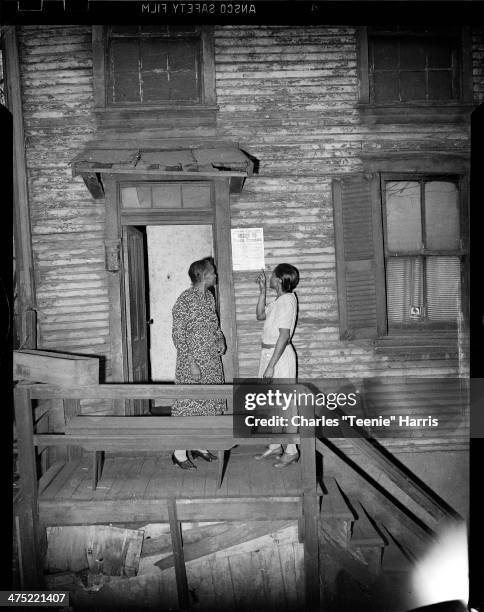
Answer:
[357, 27, 473, 123]
[92, 26, 217, 131]
[332, 171, 468, 341]
[106, 26, 202, 105]
[383, 177, 464, 329]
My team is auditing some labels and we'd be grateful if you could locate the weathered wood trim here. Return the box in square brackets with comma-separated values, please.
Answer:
[28, 383, 237, 401]
[362, 154, 470, 174]
[168, 500, 190, 612]
[356, 26, 369, 104]
[103, 177, 126, 417]
[120, 210, 213, 226]
[370, 173, 387, 337]
[5, 27, 37, 348]
[201, 26, 216, 105]
[300, 430, 320, 610]
[331, 179, 348, 338]
[14, 386, 44, 588]
[461, 27, 473, 104]
[358, 104, 474, 125]
[39, 498, 302, 526]
[214, 178, 238, 380]
[64, 399, 82, 459]
[92, 26, 106, 109]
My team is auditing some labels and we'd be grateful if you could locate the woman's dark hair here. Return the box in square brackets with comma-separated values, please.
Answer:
[274, 263, 299, 293]
[188, 257, 215, 284]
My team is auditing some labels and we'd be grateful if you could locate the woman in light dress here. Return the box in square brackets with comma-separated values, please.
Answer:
[254, 263, 300, 468]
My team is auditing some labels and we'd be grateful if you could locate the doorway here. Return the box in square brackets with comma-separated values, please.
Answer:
[122, 224, 215, 414]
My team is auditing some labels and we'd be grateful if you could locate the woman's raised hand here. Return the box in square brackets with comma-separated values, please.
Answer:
[257, 270, 266, 292]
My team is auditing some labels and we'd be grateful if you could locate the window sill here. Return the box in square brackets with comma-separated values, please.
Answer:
[94, 104, 219, 134]
[358, 103, 474, 125]
[373, 331, 462, 361]
[94, 104, 220, 113]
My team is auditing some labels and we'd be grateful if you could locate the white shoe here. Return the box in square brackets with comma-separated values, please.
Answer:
[254, 446, 283, 461]
[273, 452, 299, 468]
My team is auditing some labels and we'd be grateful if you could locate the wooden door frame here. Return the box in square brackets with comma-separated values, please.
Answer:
[103, 174, 239, 394]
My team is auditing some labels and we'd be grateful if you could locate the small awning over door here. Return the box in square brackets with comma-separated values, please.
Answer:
[70, 142, 255, 198]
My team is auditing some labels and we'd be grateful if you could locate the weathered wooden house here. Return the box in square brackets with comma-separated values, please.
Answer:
[5, 16, 483, 611]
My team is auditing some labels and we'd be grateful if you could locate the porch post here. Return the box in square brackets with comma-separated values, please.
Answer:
[14, 385, 45, 588]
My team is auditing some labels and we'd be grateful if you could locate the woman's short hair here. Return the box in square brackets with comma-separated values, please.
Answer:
[188, 257, 215, 284]
[274, 263, 299, 293]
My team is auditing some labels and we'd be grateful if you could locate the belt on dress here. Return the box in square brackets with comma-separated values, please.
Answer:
[261, 342, 289, 349]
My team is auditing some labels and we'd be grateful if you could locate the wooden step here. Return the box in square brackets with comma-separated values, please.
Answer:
[321, 477, 355, 521]
[351, 505, 387, 549]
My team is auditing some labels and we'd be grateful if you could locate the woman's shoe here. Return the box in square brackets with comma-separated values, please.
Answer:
[172, 454, 197, 470]
[254, 446, 283, 461]
[191, 450, 218, 462]
[273, 452, 299, 468]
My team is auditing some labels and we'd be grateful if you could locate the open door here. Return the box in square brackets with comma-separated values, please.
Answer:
[122, 226, 150, 415]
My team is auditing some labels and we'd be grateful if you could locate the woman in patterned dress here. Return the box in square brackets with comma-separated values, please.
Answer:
[171, 257, 226, 469]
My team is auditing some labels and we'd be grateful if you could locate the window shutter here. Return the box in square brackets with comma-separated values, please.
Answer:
[332, 174, 386, 339]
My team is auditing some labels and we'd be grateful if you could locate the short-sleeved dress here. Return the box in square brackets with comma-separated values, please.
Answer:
[258, 292, 298, 379]
[171, 287, 225, 416]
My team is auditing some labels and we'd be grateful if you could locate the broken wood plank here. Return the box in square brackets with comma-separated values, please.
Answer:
[14, 350, 99, 386]
[155, 520, 295, 570]
[168, 499, 190, 611]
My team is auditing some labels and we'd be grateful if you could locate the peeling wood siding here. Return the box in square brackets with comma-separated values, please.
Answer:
[18, 26, 111, 410]
[214, 25, 476, 378]
[17, 25, 483, 389]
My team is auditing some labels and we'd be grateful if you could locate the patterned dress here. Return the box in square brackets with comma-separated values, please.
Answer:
[171, 286, 225, 416]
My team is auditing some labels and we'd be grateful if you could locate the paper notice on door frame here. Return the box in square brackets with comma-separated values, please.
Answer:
[231, 228, 265, 271]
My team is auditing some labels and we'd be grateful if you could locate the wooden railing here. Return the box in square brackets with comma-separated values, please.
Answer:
[13, 382, 319, 609]
[14, 379, 462, 607]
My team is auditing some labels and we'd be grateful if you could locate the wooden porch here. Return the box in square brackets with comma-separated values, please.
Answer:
[14, 377, 463, 611]
[38, 447, 310, 526]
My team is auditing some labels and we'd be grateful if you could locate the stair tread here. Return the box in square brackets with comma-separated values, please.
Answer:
[321, 477, 355, 520]
[351, 510, 386, 547]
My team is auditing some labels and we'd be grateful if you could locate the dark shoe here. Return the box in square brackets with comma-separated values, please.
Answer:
[191, 450, 218, 462]
[254, 446, 283, 461]
[273, 452, 299, 468]
[172, 454, 197, 470]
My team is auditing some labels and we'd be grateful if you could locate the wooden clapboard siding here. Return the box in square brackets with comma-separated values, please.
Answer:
[214, 25, 479, 379]
[16, 24, 484, 392]
[18, 27, 110, 389]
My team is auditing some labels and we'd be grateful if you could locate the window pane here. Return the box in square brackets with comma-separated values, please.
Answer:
[385, 181, 422, 251]
[142, 74, 170, 102]
[140, 40, 168, 71]
[373, 40, 399, 69]
[426, 256, 460, 322]
[136, 186, 152, 208]
[427, 39, 452, 68]
[112, 75, 140, 103]
[169, 72, 198, 101]
[373, 72, 400, 102]
[386, 257, 424, 325]
[428, 71, 453, 100]
[400, 71, 426, 100]
[399, 41, 426, 69]
[168, 41, 198, 71]
[111, 40, 139, 73]
[121, 187, 140, 208]
[182, 184, 211, 208]
[425, 181, 460, 250]
[152, 184, 182, 208]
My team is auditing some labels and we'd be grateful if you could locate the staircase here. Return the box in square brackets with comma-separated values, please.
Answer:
[319, 474, 423, 611]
